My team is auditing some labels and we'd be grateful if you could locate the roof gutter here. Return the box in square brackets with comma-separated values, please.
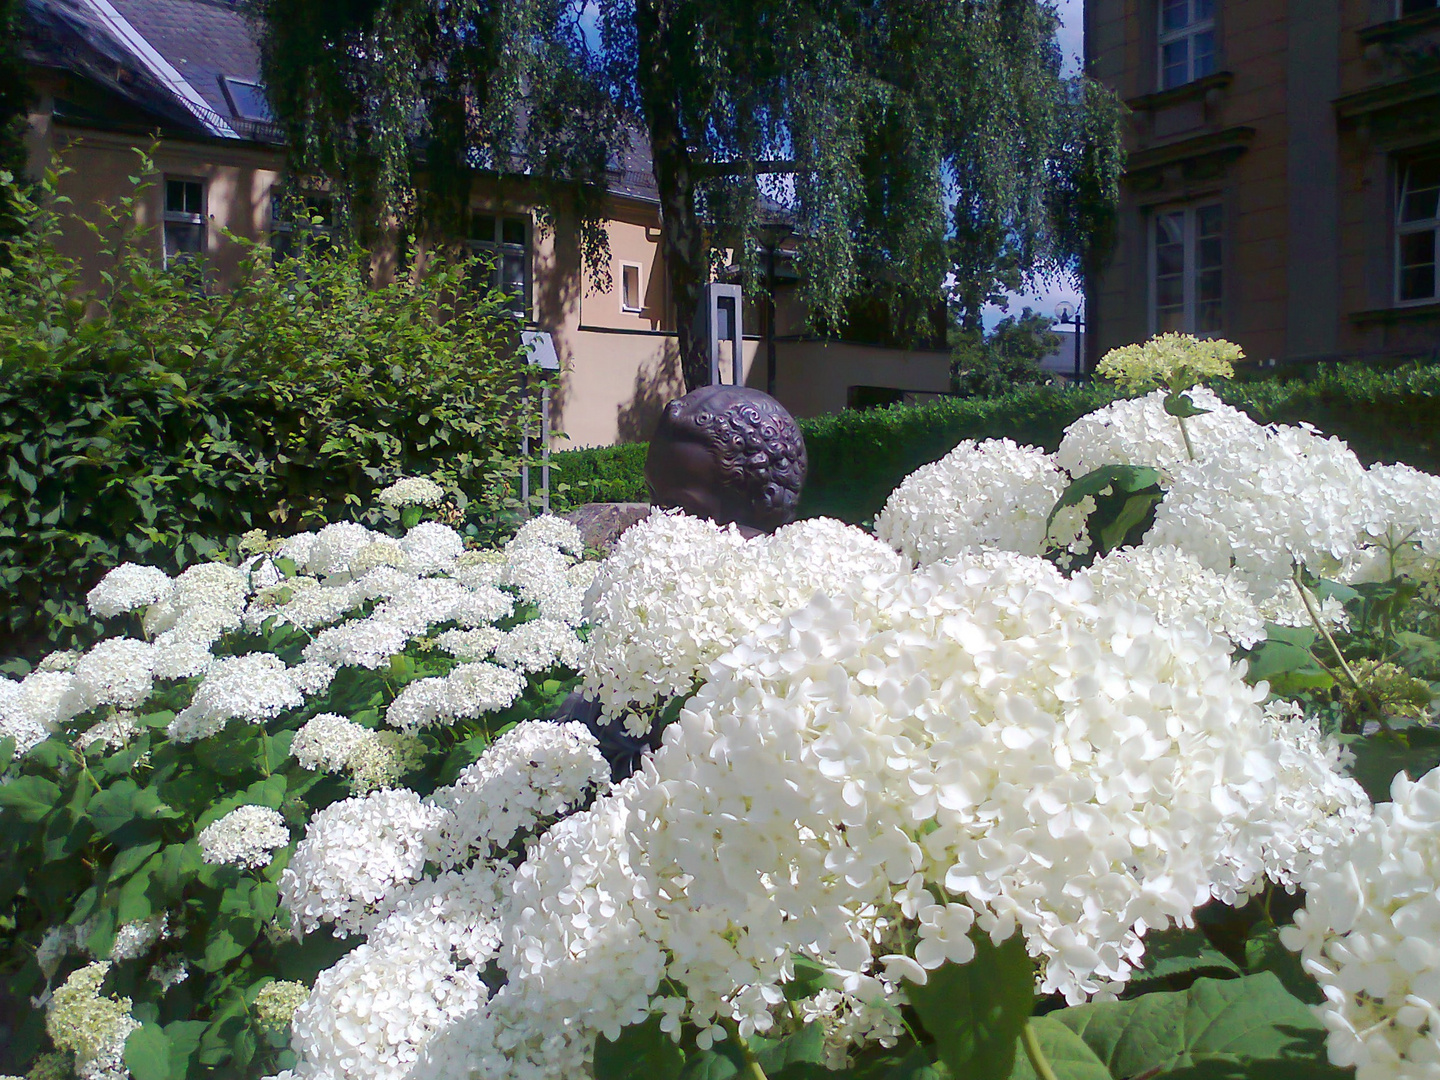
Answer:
[75, 0, 237, 138]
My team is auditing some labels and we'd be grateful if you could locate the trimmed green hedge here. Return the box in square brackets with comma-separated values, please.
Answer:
[551, 362, 1440, 526]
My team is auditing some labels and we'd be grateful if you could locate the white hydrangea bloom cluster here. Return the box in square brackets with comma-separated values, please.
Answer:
[1282, 764, 1440, 1079]
[378, 476, 446, 508]
[292, 713, 373, 773]
[86, 563, 173, 619]
[1076, 544, 1265, 647]
[1355, 461, 1440, 581]
[1056, 387, 1257, 482]
[44, 962, 139, 1080]
[109, 914, 168, 962]
[509, 514, 584, 557]
[426, 721, 609, 869]
[580, 512, 904, 726]
[875, 438, 1074, 564]
[198, 805, 290, 869]
[168, 654, 306, 743]
[70, 639, 155, 711]
[490, 618, 582, 673]
[255, 980, 311, 1032]
[434, 627, 505, 660]
[383, 662, 526, 733]
[0, 670, 84, 754]
[280, 789, 448, 937]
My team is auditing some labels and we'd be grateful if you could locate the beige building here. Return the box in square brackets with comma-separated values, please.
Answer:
[1085, 0, 1440, 366]
[20, 0, 951, 448]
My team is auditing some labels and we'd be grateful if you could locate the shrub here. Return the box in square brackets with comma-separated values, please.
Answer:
[552, 361, 1440, 526]
[0, 161, 545, 662]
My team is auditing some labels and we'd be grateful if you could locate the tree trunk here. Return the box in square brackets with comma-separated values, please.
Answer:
[635, 0, 711, 392]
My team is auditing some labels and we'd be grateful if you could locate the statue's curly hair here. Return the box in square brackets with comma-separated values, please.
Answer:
[651, 386, 807, 532]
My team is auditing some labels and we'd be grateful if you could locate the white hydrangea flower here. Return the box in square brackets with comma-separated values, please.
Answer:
[509, 514, 584, 556]
[141, 562, 249, 637]
[383, 663, 526, 733]
[292, 713, 373, 772]
[44, 962, 139, 1080]
[148, 957, 189, 992]
[1356, 461, 1440, 580]
[434, 627, 505, 660]
[350, 540, 411, 576]
[75, 712, 142, 754]
[874, 438, 1073, 564]
[86, 564, 173, 619]
[580, 512, 902, 724]
[198, 805, 290, 869]
[453, 550, 507, 589]
[0, 671, 82, 755]
[281, 789, 449, 937]
[1077, 544, 1265, 647]
[304, 522, 387, 579]
[1282, 764, 1440, 1080]
[254, 980, 311, 1032]
[291, 935, 487, 1080]
[491, 619, 581, 673]
[168, 654, 305, 743]
[71, 638, 155, 710]
[378, 476, 446, 508]
[502, 541, 574, 607]
[401, 522, 466, 575]
[426, 721, 609, 868]
[1056, 386, 1259, 482]
[253, 577, 364, 632]
[109, 914, 168, 961]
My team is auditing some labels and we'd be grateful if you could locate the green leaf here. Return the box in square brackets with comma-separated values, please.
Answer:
[1046, 465, 1162, 534]
[1096, 491, 1160, 554]
[1244, 924, 1323, 1006]
[0, 774, 60, 821]
[1342, 728, 1440, 802]
[1163, 390, 1211, 418]
[124, 1022, 173, 1080]
[754, 1023, 827, 1075]
[1130, 926, 1240, 987]
[908, 930, 1035, 1080]
[784, 956, 840, 1001]
[1006, 1018, 1110, 1080]
[1044, 973, 1343, 1078]
[594, 1014, 685, 1080]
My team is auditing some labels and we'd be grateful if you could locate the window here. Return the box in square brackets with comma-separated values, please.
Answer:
[1400, 0, 1439, 16]
[220, 77, 273, 122]
[1158, 0, 1216, 90]
[1152, 203, 1224, 333]
[1398, 156, 1440, 304]
[468, 212, 529, 314]
[620, 262, 643, 312]
[271, 190, 334, 262]
[163, 178, 205, 269]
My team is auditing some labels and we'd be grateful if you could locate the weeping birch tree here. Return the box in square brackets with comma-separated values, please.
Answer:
[256, 0, 1124, 390]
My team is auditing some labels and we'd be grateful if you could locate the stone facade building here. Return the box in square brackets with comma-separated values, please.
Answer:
[1085, 0, 1440, 367]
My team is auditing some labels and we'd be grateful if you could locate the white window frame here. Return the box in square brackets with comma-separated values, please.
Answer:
[1396, 156, 1440, 306]
[1149, 202, 1225, 334]
[619, 261, 644, 313]
[162, 176, 206, 270]
[467, 211, 531, 317]
[1157, 0, 1217, 91]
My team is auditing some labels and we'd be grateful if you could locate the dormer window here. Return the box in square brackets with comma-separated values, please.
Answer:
[1158, 0, 1216, 90]
[220, 77, 273, 122]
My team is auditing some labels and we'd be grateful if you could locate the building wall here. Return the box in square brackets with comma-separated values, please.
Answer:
[1088, 0, 1440, 367]
[23, 99, 961, 449]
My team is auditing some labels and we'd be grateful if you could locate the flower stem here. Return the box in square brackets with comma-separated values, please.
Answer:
[1021, 1020, 1060, 1080]
[1292, 574, 1392, 734]
[1177, 414, 1196, 461]
[722, 1021, 769, 1080]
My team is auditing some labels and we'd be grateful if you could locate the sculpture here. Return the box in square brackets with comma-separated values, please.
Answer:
[643, 384, 807, 535]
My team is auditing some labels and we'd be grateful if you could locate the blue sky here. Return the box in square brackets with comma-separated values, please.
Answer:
[982, 0, 1086, 330]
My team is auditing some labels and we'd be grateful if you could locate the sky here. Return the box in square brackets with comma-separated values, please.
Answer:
[981, 0, 1086, 331]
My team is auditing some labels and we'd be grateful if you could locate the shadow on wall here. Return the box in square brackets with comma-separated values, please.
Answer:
[616, 343, 684, 443]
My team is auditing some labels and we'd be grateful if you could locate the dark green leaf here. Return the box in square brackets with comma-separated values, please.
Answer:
[594, 1014, 685, 1080]
[1163, 391, 1212, 419]
[1244, 924, 1322, 1006]
[0, 774, 60, 821]
[1342, 728, 1440, 802]
[1130, 926, 1240, 987]
[1046, 466, 1163, 534]
[908, 930, 1035, 1080]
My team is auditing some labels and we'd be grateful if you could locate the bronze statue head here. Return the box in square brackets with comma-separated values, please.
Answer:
[644, 385, 807, 534]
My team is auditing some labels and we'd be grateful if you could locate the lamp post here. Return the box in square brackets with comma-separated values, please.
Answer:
[1054, 300, 1085, 383]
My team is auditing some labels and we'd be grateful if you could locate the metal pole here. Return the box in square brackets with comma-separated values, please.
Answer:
[541, 384, 551, 513]
[520, 368, 531, 517]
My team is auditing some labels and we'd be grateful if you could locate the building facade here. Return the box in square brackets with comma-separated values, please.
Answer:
[1085, 0, 1440, 367]
[20, 0, 952, 448]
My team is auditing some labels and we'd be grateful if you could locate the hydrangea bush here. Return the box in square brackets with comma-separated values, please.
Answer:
[6, 335, 1440, 1080]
